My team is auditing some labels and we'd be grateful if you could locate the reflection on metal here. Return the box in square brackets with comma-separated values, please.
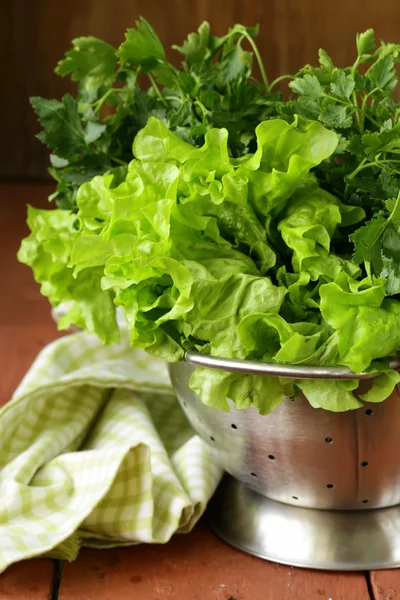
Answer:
[208, 476, 400, 570]
[169, 358, 400, 569]
[185, 349, 400, 380]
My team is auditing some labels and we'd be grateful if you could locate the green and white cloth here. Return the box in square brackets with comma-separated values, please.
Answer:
[0, 329, 223, 573]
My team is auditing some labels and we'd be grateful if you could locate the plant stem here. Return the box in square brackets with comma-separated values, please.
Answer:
[148, 73, 168, 107]
[323, 93, 352, 107]
[350, 56, 361, 78]
[359, 87, 380, 132]
[109, 155, 128, 166]
[350, 56, 363, 132]
[347, 158, 400, 181]
[269, 74, 295, 91]
[194, 100, 210, 117]
[248, 76, 264, 88]
[363, 109, 381, 128]
[92, 88, 124, 114]
[242, 32, 270, 93]
[387, 191, 400, 223]
[361, 87, 380, 112]
[347, 158, 369, 181]
[352, 91, 363, 133]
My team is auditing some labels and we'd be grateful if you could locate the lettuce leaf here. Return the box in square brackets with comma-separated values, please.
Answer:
[19, 115, 400, 414]
[18, 207, 118, 343]
[189, 368, 290, 414]
[296, 379, 361, 411]
[278, 186, 363, 280]
[320, 273, 400, 372]
[237, 115, 338, 218]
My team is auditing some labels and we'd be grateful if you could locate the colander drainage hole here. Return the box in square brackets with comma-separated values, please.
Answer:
[365, 409, 373, 416]
[231, 424, 237, 430]
[326, 484, 334, 489]
[361, 461, 369, 467]
[268, 455, 275, 460]
[325, 437, 333, 443]
[292, 496, 299, 500]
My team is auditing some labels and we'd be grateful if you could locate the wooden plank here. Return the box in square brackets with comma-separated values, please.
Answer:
[4, 0, 400, 178]
[59, 523, 371, 600]
[0, 559, 54, 600]
[370, 570, 400, 599]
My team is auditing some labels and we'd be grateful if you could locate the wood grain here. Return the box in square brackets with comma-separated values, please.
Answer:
[0, 559, 54, 600]
[3, 0, 400, 178]
[59, 525, 372, 600]
[370, 570, 400, 599]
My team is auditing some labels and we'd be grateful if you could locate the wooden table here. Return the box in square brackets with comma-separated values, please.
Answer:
[0, 180, 398, 600]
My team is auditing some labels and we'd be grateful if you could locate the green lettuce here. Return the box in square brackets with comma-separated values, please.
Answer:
[320, 272, 400, 372]
[236, 115, 338, 218]
[278, 185, 364, 281]
[19, 115, 400, 414]
[18, 206, 118, 343]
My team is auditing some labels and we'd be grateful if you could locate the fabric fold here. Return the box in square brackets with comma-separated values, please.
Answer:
[0, 331, 223, 573]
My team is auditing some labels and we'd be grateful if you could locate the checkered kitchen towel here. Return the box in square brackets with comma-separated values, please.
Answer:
[0, 329, 223, 572]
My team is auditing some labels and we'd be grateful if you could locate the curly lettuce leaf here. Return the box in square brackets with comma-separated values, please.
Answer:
[189, 368, 289, 414]
[278, 186, 363, 280]
[20, 113, 400, 415]
[237, 313, 329, 364]
[186, 274, 286, 358]
[18, 207, 118, 343]
[296, 379, 361, 411]
[359, 366, 400, 403]
[319, 273, 400, 372]
[237, 115, 338, 217]
[133, 116, 194, 163]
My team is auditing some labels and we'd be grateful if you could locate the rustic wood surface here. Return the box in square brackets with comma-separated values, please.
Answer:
[0, 559, 54, 600]
[58, 529, 371, 600]
[370, 570, 400, 600]
[3, 0, 400, 179]
[1, 180, 400, 598]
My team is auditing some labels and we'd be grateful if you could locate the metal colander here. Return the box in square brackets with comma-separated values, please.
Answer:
[169, 352, 400, 511]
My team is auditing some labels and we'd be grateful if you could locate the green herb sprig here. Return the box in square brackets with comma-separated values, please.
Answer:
[31, 18, 281, 211]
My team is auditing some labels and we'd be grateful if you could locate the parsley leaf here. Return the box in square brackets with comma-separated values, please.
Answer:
[55, 37, 117, 87]
[172, 21, 211, 66]
[118, 17, 166, 72]
[356, 29, 376, 56]
[290, 74, 324, 99]
[320, 100, 354, 128]
[30, 94, 88, 157]
[368, 55, 397, 90]
[330, 69, 355, 99]
[33, 19, 283, 209]
[350, 194, 400, 292]
[318, 48, 334, 70]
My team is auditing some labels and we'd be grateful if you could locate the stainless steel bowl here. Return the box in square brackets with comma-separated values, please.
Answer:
[168, 353, 400, 569]
[169, 353, 400, 510]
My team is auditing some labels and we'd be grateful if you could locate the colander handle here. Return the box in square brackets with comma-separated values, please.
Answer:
[184, 350, 400, 380]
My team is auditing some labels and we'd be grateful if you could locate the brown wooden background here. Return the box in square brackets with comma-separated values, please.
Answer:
[3, 0, 400, 180]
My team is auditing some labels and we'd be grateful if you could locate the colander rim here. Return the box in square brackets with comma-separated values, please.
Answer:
[184, 350, 400, 380]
